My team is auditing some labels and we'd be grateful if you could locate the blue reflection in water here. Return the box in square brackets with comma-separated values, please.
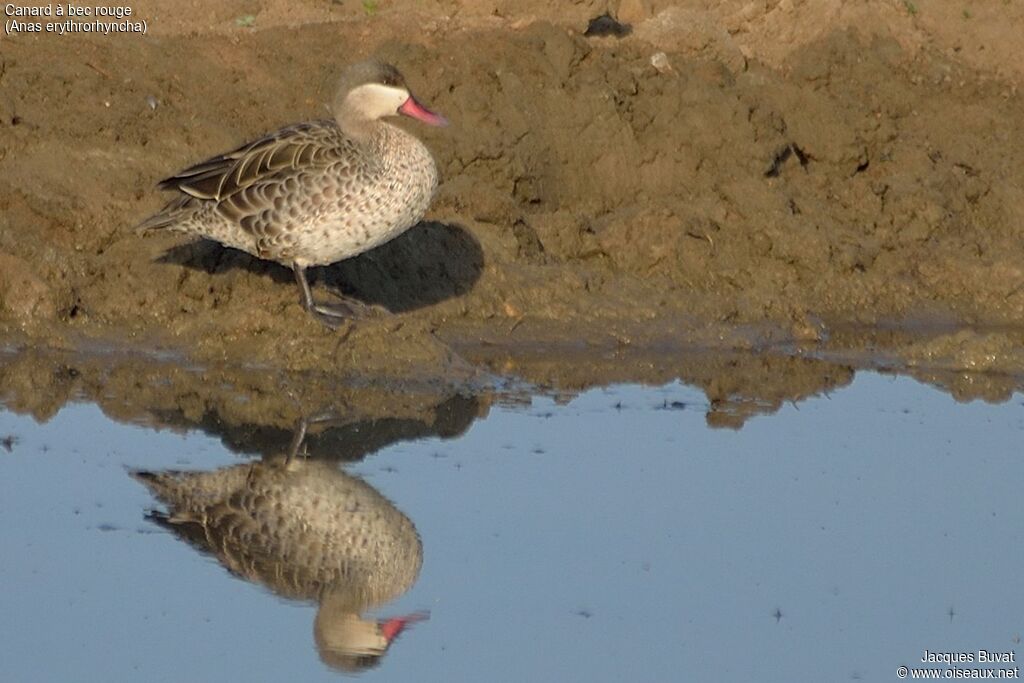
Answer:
[1, 372, 1022, 682]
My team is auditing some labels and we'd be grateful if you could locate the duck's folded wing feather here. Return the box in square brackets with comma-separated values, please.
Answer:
[158, 121, 351, 202]
[154, 120, 359, 237]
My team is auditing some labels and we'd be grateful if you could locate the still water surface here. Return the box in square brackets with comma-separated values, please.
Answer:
[1, 371, 1022, 682]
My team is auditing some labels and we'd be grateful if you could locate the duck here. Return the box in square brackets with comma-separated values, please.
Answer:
[137, 60, 447, 327]
[133, 456, 425, 672]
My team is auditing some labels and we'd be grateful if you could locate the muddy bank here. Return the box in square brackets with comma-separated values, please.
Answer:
[0, 344, 858, 440]
[3, 324, 1022, 456]
[0, 343, 490, 458]
[1, 1, 1023, 379]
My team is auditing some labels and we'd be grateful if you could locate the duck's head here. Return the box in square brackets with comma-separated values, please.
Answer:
[333, 60, 448, 132]
[315, 609, 430, 673]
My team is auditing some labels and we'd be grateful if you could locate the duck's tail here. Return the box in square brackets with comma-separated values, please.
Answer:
[135, 194, 199, 234]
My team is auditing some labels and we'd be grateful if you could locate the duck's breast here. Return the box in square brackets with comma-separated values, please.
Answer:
[291, 126, 439, 267]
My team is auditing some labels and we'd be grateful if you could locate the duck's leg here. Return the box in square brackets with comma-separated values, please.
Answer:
[285, 417, 308, 465]
[292, 263, 358, 328]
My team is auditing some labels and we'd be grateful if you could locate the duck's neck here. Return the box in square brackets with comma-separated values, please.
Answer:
[335, 110, 380, 143]
[337, 114, 404, 162]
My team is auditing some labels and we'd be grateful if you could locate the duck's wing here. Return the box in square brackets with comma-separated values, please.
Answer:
[159, 120, 351, 201]
[151, 121, 361, 234]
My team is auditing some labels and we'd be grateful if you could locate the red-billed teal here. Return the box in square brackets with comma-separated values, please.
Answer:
[138, 60, 447, 327]
[133, 457, 424, 672]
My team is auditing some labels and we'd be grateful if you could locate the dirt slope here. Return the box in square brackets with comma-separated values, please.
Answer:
[1, 0, 1023, 380]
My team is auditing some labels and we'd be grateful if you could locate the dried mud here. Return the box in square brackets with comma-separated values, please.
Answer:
[2, 0, 1024, 413]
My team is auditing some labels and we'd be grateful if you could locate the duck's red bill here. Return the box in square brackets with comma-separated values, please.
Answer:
[380, 611, 430, 643]
[399, 96, 449, 127]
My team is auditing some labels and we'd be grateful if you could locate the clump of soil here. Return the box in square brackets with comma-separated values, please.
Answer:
[1, 0, 1023, 381]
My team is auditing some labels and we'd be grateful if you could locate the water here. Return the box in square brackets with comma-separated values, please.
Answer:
[1, 360, 1023, 682]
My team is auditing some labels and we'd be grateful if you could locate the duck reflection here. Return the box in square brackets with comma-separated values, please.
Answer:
[133, 437, 424, 673]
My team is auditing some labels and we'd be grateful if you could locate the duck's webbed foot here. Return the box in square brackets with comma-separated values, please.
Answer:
[308, 302, 358, 329]
[323, 285, 392, 318]
[293, 264, 387, 329]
